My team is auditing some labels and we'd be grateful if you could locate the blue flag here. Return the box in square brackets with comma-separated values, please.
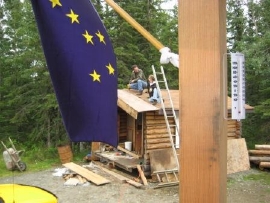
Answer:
[30, 0, 118, 147]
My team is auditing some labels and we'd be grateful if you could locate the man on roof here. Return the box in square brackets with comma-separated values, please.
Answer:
[127, 64, 148, 95]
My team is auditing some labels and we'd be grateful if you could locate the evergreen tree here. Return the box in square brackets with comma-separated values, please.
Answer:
[0, 1, 67, 147]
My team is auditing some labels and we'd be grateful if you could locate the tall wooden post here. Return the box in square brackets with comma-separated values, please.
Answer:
[179, 1, 227, 202]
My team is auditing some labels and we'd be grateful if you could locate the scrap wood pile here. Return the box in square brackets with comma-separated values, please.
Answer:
[62, 172, 88, 185]
[249, 144, 270, 170]
[56, 162, 148, 188]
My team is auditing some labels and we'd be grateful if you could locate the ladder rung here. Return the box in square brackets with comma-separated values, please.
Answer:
[156, 173, 161, 182]
[168, 125, 177, 128]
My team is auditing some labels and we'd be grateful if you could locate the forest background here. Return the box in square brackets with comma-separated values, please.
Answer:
[0, 0, 269, 161]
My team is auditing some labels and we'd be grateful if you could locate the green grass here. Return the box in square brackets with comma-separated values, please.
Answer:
[243, 171, 270, 185]
[227, 177, 237, 186]
[0, 146, 89, 178]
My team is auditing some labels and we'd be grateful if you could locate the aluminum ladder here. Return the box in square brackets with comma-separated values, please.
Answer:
[151, 65, 179, 170]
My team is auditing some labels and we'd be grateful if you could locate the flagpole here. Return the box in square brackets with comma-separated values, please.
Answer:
[105, 0, 164, 50]
[105, 0, 179, 68]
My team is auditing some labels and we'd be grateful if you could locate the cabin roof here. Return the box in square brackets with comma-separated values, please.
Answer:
[118, 89, 254, 119]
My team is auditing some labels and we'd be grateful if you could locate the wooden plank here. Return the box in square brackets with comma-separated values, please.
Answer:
[117, 98, 138, 119]
[117, 90, 158, 117]
[179, 0, 227, 202]
[137, 165, 148, 186]
[91, 142, 100, 161]
[117, 145, 139, 159]
[126, 179, 143, 188]
[91, 161, 142, 188]
[63, 162, 110, 185]
[91, 161, 128, 182]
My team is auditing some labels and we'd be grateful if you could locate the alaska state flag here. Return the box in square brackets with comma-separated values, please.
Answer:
[30, 0, 118, 147]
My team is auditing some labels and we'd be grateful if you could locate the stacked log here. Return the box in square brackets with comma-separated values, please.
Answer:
[144, 112, 175, 152]
[227, 118, 241, 139]
[249, 144, 270, 170]
[142, 111, 176, 176]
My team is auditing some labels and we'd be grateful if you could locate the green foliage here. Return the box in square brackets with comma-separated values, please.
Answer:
[227, 0, 270, 146]
[0, 144, 89, 178]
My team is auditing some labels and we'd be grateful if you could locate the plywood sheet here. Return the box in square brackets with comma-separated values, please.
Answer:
[149, 149, 177, 173]
[63, 162, 110, 185]
[227, 138, 250, 174]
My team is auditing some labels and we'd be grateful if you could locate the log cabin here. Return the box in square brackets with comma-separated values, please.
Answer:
[93, 89, 254, 175]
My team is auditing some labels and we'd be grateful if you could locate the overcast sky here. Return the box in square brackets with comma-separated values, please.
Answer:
[161, 0, 178, 10]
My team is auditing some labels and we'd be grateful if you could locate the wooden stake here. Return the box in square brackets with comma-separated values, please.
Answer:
[137, 165, 148, 186]
[179, 0, 227, 202]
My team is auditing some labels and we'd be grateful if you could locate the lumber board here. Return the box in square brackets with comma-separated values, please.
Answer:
[137, 165, 148, 186]
[91, 142, 100, 161]
[126, 179, 143, 188]
[117, 145, 139, 159]
[90, 161, 143, 188]
[117, 99, 138, 119]
[91, 161, 128, 182]
[63, 162, 110, 185]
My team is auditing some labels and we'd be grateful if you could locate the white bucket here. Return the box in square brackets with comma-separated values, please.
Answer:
[124, 141, 132, 151]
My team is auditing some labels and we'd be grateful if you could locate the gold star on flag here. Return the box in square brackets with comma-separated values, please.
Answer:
[66, 9, 79, 24]
[83, 31, 94, 45]
[50, 0, 62, 8]
[96, 31, 106, 44]
[90, 70, 101, 82]
[106, 63, 115, 75]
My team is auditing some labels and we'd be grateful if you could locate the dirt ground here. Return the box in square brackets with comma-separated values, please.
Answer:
[0, 163, 270, 203]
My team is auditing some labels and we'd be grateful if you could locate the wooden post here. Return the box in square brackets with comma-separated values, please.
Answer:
[179, 1, 227, 202]
[91, 142, 101, 161]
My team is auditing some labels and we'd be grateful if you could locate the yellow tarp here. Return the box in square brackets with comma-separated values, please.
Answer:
[0, 184, 57, 203]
